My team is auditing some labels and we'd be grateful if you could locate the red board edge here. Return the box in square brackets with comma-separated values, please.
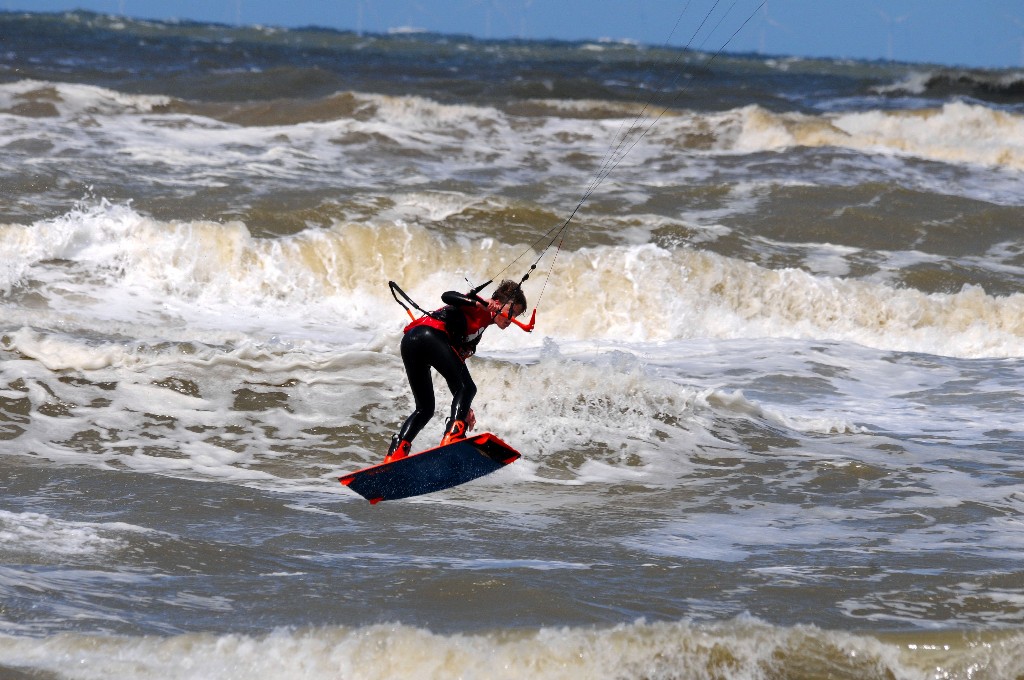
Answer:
[337, 432, 520, 491]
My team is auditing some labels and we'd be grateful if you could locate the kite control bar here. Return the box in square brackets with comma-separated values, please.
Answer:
[470, 279, 535, 332]
[499, 307, 536, 332]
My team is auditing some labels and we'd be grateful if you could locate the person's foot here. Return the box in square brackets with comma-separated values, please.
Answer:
[440, 420, 467, 447]
[383, 435, 411, 464]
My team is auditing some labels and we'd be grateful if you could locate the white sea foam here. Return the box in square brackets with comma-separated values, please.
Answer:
[721, 101, 1024, 171]
[0, 618, 1017, 680]
[0, 79, 172, 117]
[871, 70, 933, 95]
[5, 203, 1024, 362]
[2, 79, 1021, 224]
[0, 510, 146, 560]
[12, 323, 1009, 506]
[5, 198, 1024, 503]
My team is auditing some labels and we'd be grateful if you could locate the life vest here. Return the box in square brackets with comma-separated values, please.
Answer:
[404, 303, 493, 359]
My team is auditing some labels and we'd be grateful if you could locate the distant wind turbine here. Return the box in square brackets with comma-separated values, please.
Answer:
[1006, 14, 1024, 67]
[758, 2, 791, 55]
[469, 0, 530, 39]
[876, 8, 910, 62]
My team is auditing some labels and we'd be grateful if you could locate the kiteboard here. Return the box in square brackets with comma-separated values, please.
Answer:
[339, 432, 521, 504]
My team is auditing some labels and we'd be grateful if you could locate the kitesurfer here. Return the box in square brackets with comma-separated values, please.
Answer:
[385, 280, 527, 463]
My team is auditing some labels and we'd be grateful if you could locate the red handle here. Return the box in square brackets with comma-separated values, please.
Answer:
[509, 308, 536, 332]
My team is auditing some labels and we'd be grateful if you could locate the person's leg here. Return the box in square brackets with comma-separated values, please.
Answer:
[431, 344, 476, 444]
[438, 359, 476, 425]
[394, 327, 439, 447]
[391, 325, 478, 454]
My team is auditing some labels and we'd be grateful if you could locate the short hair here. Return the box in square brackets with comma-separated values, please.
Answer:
[492, 280, 527, 317]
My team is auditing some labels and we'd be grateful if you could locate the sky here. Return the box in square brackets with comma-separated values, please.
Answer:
[5, 1, 1024, 69]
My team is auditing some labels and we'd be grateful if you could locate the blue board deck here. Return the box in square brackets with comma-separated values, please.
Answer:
[339, 433, 521, 504]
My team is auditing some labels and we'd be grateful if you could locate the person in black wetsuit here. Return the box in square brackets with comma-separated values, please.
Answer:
[385, 280, 527, 463]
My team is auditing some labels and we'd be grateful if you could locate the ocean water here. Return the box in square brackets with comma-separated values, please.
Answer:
[3, 8, 1024, 679]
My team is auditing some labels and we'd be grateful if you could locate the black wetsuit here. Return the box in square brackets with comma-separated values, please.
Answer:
[394, 291, 487, 443]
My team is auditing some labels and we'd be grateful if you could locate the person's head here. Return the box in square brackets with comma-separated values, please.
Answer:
[492, 279, 527, 328]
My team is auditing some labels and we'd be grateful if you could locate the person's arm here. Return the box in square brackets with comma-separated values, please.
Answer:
[441, 290, 486, 308]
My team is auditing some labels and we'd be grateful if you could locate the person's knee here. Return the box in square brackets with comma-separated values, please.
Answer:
[413, 406, 435, 427]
